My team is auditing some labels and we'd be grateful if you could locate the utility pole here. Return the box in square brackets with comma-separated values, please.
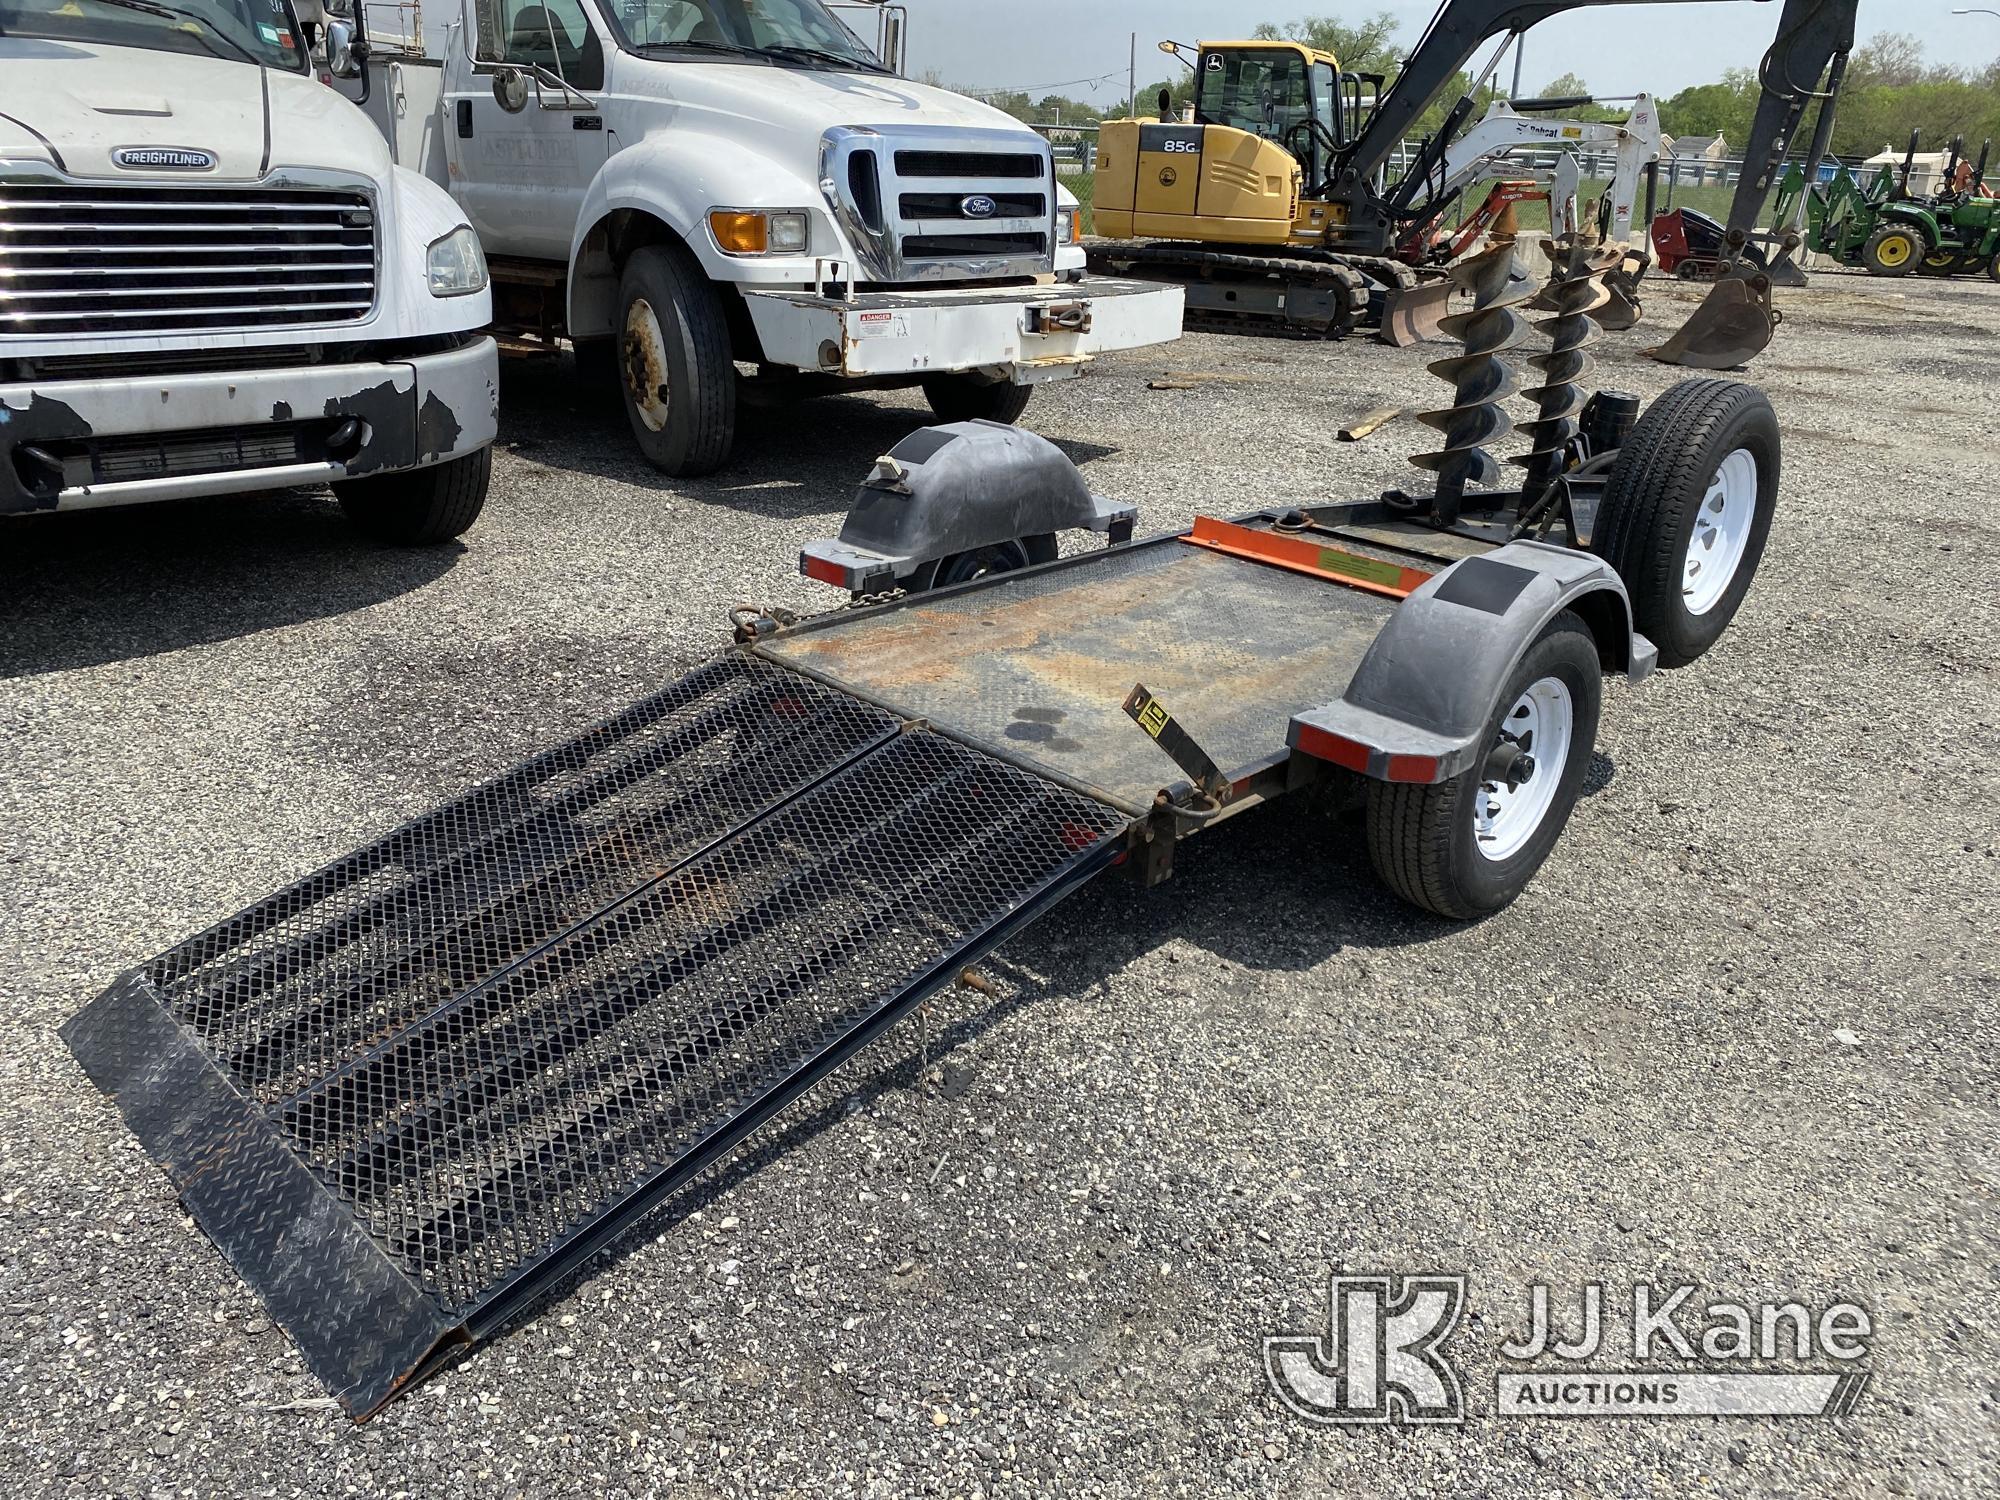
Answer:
[1128, 33, 1136, 120]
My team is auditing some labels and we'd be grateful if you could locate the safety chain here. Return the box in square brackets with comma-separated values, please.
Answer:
[729, 585, 908, 642]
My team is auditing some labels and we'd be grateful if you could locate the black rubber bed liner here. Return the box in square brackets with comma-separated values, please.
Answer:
[63, 653, 1125, 1416]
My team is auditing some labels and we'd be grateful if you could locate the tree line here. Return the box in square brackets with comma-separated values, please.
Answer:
[953, 12, 2000, 163]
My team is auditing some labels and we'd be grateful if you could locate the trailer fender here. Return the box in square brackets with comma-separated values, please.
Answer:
[1288, 541, 1654, 785]
[799, 423, 1135, 592]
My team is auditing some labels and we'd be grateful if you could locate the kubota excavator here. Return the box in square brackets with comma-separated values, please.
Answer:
[1085, 0, 1858, 368]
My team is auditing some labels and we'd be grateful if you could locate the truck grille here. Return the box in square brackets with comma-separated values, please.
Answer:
[822, 128, 1055, 282]
[0, 183, 377, 337]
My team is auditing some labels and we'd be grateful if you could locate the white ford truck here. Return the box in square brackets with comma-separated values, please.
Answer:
[331, 0, 1183, 474]
[0, 0, 498, 543]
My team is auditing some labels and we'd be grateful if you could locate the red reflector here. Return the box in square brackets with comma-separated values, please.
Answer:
[1295, 724, 1371, 774]
[1385, 754, 1441, 783]
[802, 555, 848, 586]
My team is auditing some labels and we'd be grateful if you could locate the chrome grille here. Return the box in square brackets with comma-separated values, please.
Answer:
[0, 183, 377, 337]
[822, 127, 1055, 282]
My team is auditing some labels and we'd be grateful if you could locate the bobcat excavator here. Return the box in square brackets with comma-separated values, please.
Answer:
[1086, 0, 1859, 368]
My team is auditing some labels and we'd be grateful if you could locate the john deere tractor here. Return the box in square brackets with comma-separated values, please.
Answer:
[1785, 132, 2000, 279]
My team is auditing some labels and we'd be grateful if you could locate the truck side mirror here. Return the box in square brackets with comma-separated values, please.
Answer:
[492, 65, 529, 113]
[325, 18, 362, 79]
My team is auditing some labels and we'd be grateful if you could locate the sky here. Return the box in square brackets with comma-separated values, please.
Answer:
[895, 0, 2000, 101]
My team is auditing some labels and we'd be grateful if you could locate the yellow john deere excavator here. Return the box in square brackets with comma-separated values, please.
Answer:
[1087, 0, 1859, 368]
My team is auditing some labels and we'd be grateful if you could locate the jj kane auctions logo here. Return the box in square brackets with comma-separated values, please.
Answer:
[1266, 1275, 1873, 1425]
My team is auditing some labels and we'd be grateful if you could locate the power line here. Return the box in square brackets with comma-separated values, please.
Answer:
[954, 67, 1126, 97]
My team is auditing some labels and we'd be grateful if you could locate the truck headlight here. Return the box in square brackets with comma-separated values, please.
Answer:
[1057, 206, 1081, 245]
[427, 225, 488, 297]
[709, 209, 811, 256]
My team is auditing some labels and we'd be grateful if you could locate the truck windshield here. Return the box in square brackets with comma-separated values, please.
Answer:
[606, 0, 886, 73]
[0, 0, 306, 70]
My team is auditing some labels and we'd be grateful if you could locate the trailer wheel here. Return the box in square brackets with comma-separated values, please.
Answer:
[912, 533, 1058, 592]
[1860, 223, 1922, 276]
[334, 448, 490, 545]
[616, 244, 736, 476]
[1366, 612, 1602, 920]
[920, 375, 1033, 425]
[1592, 378, 1779, 668]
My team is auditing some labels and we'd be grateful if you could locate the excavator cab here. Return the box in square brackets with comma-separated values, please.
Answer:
[1093, 40, 1362, 247]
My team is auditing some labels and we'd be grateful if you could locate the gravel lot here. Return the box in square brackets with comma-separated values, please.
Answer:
[2, 268, 1995, 1499]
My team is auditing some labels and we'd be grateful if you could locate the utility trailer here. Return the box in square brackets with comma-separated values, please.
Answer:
[62, 379, 1780, 1419]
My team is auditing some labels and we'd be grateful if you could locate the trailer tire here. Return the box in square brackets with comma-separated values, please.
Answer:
[911, 533, 1058, 591]
[921, 375, 1033, 425]
[1860, 223, 1922, 276]
[616, 244, 736, 476]
[1365, 612, 1602, 920]
[1592, 378, 1779, 668]
[334, 447, 490, 545]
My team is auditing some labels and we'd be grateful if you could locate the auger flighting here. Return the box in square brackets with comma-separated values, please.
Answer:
[1411, 241, 1534, 526]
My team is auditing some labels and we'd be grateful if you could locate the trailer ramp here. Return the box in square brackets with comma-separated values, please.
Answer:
[62, 654, 1125, 1417]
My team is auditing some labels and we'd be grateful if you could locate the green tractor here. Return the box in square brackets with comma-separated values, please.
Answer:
[1793, 133, 2000, 280]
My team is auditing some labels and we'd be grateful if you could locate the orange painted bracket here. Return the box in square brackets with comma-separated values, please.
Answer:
[1180, 515, 1432, 600]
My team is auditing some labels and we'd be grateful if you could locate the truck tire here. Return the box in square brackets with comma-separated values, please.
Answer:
[1365, 611, 1602, 920]
[921, 375, 1033, 425]
[1860, 223, 1922, 276]
[1591, 378, 1779, 668]
[616, 244, 736, 476]
[334, 448, 490, 545]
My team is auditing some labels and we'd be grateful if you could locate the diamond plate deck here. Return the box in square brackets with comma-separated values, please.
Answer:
[63, 653, 1126, 1417]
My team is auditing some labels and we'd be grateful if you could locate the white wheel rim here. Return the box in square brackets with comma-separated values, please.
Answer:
[1682, 447, 1758, 616]
[623, 297, 671, 433]
[1474, 676, 1574, 863]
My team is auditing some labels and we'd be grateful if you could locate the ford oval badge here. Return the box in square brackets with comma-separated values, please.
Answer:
[960, 194, 998, 219]
[112, 147, 218, 171]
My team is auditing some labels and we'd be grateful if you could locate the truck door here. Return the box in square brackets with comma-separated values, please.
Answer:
[444, 0, 611, 260]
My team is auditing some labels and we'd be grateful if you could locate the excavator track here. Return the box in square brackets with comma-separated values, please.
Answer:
[1088, 242, 1373, 340]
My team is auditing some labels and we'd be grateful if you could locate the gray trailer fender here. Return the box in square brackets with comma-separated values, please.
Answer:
[1288, 540, 1657, 784]
[801, 422, 1134, 591]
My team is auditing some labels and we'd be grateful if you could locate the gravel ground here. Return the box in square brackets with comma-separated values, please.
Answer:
[2, 268, 1995, 1499]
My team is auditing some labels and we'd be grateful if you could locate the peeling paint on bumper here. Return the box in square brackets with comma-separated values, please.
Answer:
[0, 337, 498, 516]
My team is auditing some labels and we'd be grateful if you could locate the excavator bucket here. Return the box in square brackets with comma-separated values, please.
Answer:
[1763, 249, 1810, 288]
[1643, 271, 1776, 369]
[1378, 278, 1454, 346]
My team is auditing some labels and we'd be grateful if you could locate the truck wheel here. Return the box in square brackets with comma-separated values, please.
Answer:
[1592, 378, 1779, 668]
[334, 448, 490, 545]
[920, 375, 1033, 425]
[1860, 223, 1921, 276]
[616, 244, 736, 476]
[1365, 612, 1602, 920]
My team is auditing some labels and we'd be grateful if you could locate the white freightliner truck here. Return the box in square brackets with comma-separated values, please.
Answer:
[0, 0, 498, 542]
[325, 0, 1184, 475]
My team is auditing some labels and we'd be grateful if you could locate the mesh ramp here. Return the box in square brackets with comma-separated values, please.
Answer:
[62, 653, 1127, 1417]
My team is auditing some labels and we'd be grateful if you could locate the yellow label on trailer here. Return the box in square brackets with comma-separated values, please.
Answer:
[1316, 549, 1406, 589]
[1135, 698, 1171, 738]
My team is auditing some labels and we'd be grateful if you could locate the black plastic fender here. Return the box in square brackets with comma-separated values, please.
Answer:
[801, 421, 1135, 591]
[1288, 540, 1655, 783]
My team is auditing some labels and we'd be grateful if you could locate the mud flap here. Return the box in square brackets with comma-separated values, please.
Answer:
[1642, 271, 1776, 369]
[1377, 279, 1454, 346]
